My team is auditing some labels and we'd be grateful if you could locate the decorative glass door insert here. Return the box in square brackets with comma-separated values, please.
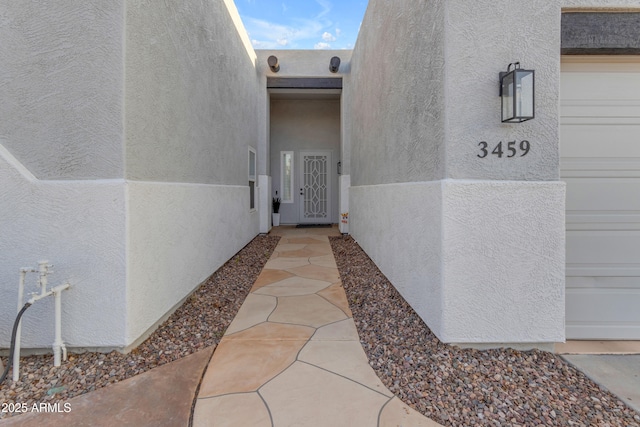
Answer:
[299, 151, 331, 223]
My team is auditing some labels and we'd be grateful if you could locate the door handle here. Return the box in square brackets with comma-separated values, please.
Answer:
[299, 188, 303, 195]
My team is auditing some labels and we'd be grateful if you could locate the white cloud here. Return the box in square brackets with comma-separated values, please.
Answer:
[322, 32, 336, 42]
[244, 16, 324, 49]
[314, 42, 331, 50]
[315, 0, 332, 18]
[335, 28, 342, 37]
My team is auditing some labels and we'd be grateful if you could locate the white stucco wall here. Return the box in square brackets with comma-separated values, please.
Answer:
[0, 1, 124, 180]
[351, 180, 566, 344]
[348, 0, 566, 345]
[269, 99, 341, 224]
[0, 147, 127, 348]
[339, 175, 350, 234]
[125, 0, 259, 185]
[440, 181, 566, 343]
[1, 0, 263, 350]
[444, 1, 560, 181]
[126, 182, 257, 345]
[0, 1, 127, 349]
[255, 50, 352, 228]
[350, 182, 444, 334]
[256, 50, 353, 78]
[348, 1, 446, 185]
[122, 0, 262, 347]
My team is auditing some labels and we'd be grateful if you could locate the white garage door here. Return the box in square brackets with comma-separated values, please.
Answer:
[561, 57, 640, 339]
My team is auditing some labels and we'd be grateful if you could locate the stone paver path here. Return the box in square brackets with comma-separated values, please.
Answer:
[193, 226, 442, 427]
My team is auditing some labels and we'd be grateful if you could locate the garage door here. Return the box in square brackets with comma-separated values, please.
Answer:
[561, 57, 640, 340]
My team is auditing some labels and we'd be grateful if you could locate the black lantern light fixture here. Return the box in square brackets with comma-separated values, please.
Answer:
[499, 62, 534, 123]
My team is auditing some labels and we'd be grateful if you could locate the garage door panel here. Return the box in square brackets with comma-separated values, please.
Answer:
[567, 289, 640, 321]
[566, 288, 640, 340]
[567, 230, 640, 267]
[567, 276, 639, 289]
[560, 124, 640, 159]
[562, 58, 640, 340]
[561, 71, 640, 100]
[561, 160, 640, 178]
[561, 102, 640, 118]
[565, 178, 640, 212]
[566, 325, 640, 340]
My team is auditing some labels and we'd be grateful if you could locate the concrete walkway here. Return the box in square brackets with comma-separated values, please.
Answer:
[558, 341, 640, 414]
[0, 348, 214, 427]
[192, 225, 442, 427]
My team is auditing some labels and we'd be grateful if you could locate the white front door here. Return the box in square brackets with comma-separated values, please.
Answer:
[299, 151, 332, 224]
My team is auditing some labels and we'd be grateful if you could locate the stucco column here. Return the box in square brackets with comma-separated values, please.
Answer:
[438, 0, 565, 348]
[348, 0, 565, 349]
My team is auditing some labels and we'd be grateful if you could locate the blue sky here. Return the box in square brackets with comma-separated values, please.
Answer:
[236, 0, 368, 50]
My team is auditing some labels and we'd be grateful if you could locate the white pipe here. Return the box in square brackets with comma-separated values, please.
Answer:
[52, 283, 70, 367]
[24, 283, 70, 368]
[12, 263, 68, 382]
[38, 261, 50, 297]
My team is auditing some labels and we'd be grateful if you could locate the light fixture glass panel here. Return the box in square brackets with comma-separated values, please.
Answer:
[517, 71, 534, 118]
[502, 73, 514, 122]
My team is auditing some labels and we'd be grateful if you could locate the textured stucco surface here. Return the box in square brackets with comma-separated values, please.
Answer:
[351, 180, 566, 344]
[347, 0, 446, 186]
[0, 147, 127, 348]
[2, 0, 264, 349]
[346, 0, 567, 344]
[123, 0, 263, 344]
[441, 181, 566, 343]
[269, 99, 341, 224]
[256, 50, 352, 227]
[256, 50, 353, 78]
[348, 0, 563, 183]
[259, 175, 271, 233]
[125, 0, 260, 185]
[0, 1, 124, 180]
[350, 182, 444, 337]
[445, 0, 561, 181]
[126, 182, 257, 345]
[339, 175, 350, 234]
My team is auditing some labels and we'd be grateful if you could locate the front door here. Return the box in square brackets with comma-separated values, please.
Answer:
[299, 151, 332, 224]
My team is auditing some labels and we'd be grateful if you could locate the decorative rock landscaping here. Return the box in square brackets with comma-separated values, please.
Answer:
[2, 230, 639, 427]
[0, 235, 279, 420]
[329, 235, 640, 427]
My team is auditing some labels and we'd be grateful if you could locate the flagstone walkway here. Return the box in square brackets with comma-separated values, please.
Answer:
[192, 225, 442, 427]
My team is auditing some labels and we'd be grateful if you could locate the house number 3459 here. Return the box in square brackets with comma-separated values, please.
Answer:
[477, 140, 530, 158]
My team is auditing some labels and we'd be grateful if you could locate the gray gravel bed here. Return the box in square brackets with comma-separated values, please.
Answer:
[329, 235, 640, 427]
[0, 234, 279, 419]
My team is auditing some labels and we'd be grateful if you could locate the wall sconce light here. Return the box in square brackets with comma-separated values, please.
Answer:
[499, 62, 534, 123]
[329, 56, 341, 73]
[268, 55, 280, 73]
